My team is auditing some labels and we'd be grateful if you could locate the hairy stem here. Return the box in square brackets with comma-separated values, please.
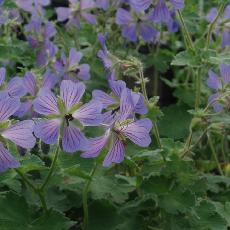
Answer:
[208, 135, 224, 176]
[41, 144, 60, 191]
[82, 163, 98, 230]
[195, 68, 202, 110]
[177, 10, 195, 52]
[206, 3, 226, 48]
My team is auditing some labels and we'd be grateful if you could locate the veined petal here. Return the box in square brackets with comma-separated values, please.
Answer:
[109, 80, 126, 97]
[170, 0, 184, 10]
[96, 0, 109, 10]
[118, 118, 152, 147]
[73, 100, 103, 126]
[14, 101, 32, 118]
[0, 97, 20, 121]
[0, 143, 20, 173]
[220, 64, 230, 85]
[131, 92, 148, 115]
[129, 0, 152, 12]
[41, 70, 58, 90]
[103, 137, 125, 167]
[122, 24, 137, 42]
[119, 89, 134, 121]
[24, 72, 36, 96]
[62, 125, 89, 153]
[140, 23, 157, 42]
[207, 70, 221, 90]
[77, 64, 91, 80]
[2, 120, 36, 149]
[60, 80, 85, 111]
[81, 131, 110, 158]
[208, 93, 223, 113]
[69, 48, 82, 69]
[34, 119, 61, 145]
[0, 67, 6, 86]
[116, 8, 133, 25]
[7, 77, 27, 98]
[92, 90, 116, 108]
[33, 91, 59, 115]
[150, 0, 171, 23]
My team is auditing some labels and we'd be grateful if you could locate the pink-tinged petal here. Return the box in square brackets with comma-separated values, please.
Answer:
[131, 92, 148, 115]
[109, 80, 126, 97]
[2, 120, 36, 149]
[14, 101, 32, 118]
[122, 24, 137, 42]
[81, 131, 110, 158]
[220, 64, 230, 85]
[116, 8, 133, 25]
[34, 119, 61, 145]
[62, 125, 89, 153]
[81, 13, 97, 25]
[0, 97, 20, 121]
[92, 90, 116, 108]
[119, 89, 134, 121]
[56, 7, 70, 21]
[41, 70, 58, 89]
[23, 72, 36, 96]
[7, 77, 27, 98]
[73, 100, 103, 126]
[0, 143, 20, 173]
[103, 137, 125, 167]
[80, 0, 96, 10]
[69, 48, 82, 69]
[0, 67, 6, 86]
[118, 118, 152, 147]
[207, 70, 221, 90]
[33, 91, 59, 115]
[208, 93, 223, 113]
[77, 64, 91, 80]
[60, 80, 85, 111]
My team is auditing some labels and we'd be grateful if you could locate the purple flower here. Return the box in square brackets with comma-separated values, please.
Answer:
[207, 64, 230, 112]
[116, 8, 158, 42]
[93, 79, 147, 115]
[82, 87, 152, 167]
[206, 5, 230, 48]
[33, 80, 102, 153]
[56, 0, 97, 29]
[0, 68, 26, 100]
[55, 48, 90, 81]
[0, 97, 36, 172]
[129, 0, 152, 13]
[0, 8, 22, 25]
[96, 0, 123, 10]
[25, 20, 57, 65]
[14, 70, 58, 118]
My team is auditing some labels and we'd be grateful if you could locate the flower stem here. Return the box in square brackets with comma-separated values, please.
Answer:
[208, 135, 224, 176]
[206, 3, 226, 48]
[15, 169, 48, 212]
[40, 144, 60, 191]
[195, 68, 202, 110]
[82, 163, 98, 230]
[177, 10, 195, 52]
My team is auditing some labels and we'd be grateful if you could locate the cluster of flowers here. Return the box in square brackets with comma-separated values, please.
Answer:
[206, 5, 230, 48]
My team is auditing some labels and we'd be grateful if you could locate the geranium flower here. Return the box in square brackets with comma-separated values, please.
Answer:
[93, 79, 147, 115]
[116, 7, 158, 42]
[206, 5, 230, 48]
[55, 48, 90, 81]
[33, 80, 102, 153]
[56, 0, 97, 29]
[0, 97, 36, 172]
[207, 64, 230, 112]
[14, 70, 58, 118]
[81, 87, 152, 167]
[0, 68, 26, 99]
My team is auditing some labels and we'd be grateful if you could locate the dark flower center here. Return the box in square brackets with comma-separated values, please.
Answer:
[65, 114, 74, 126]
[111, 106, 120, 116]
[75, 68, 80, 74]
